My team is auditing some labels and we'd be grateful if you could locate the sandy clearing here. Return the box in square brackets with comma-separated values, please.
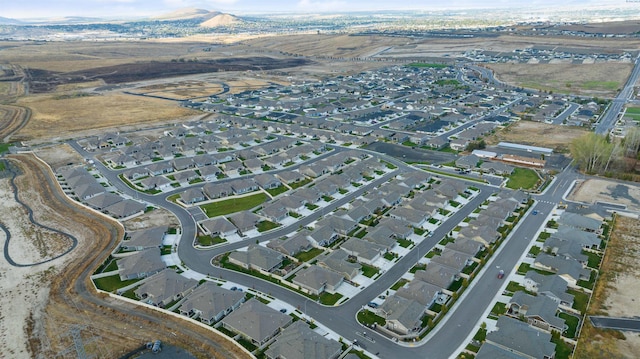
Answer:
[569, 179, 640, 213]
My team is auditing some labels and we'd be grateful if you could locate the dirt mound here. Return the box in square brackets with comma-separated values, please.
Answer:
[200, 14, 240, 28]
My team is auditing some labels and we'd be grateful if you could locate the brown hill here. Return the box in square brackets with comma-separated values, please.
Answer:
[152, 8, 216, 21]
[200, 13, 240, 28]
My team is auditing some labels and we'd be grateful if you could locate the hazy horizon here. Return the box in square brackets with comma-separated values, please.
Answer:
[2, 0, 636, 20]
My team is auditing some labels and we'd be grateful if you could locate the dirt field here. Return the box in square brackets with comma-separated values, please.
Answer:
[574, 215, 640, 359]
[568, 179, 640, 213]
[485, 120, 589, 153]
[14, 93, 199, 143]
[0, 153, 249, 359]
[486, 63, 633, 97]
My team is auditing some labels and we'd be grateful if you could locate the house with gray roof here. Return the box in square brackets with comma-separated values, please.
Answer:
[259, 202, 289, 223]
[254, 173, 282, 190]
[104, 199, 146, 219]
[455, 154, 479, 169]
[123, 167, 150, 181]
[476, 342, 529, 359]
[458, 224, 500, 247]
[308, 226, 340, 247]
[293, 265, 344, 296]
[230, 178, 259, 194]
[340, 237, 386, 265]
[117, 249, 165, 281]
[389, 206, 430, 229]
[431, 248, 474, 272]
[558, 212, 602, 233]
[552, 225, 601, 250]
[265, 321, 342, 359]
[533, 253, 591, 286]
[508, 291, 566, 333]
[344, 206, 372, 223]
[267, 231, 313, 257]
[174, 170, 199, 186]
[484, 316, 556, 359]
[203, 182, 234, 199]
[318, 249, 361, 280]
[380, 295, 426, 335]
[84, 192, 123, 211]
[363, 226, 397, 250]
[228, 244, 283, 273]
[543, 237, 589, 265]
[180, 187, 206, 204]
[134, 269, 198, 308]
[315, 216, 357, 236]
[276, 171, 306, 185]
[199, 164, 223, 181]
[199, 217, 237, 238]
[140, 176, 172, 191]
[524, 272, 574, 308]
[121, 226, 167, 251]
[179, 282, 245, 325]
[377, 217, 413, 239]
[146, 162, 174, 176]
[445, 237, 484, 257]
[227, 211, 261, 235]
[221, 298, 293, 347]
[434, 180, 466, 200]
[480, 161, 514, 175]
[171, 157, 194, 171]
[414, 263, 459, 290]
[396, 280, 446, 308]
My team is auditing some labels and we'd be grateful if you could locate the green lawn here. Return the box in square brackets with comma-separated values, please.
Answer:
[290, 178, 312, 189]
[559, 312, 580, 338]
[391, 278, 409, 290]
[294, 247, 324, 262]
[567, 289, 590, 314]
[397, 238, 413, 248]
[490, 302, 507, 316]
[200, 193, 268, 217]
[93, 275, 142, 293]
[319, 291, 343, 305]
[357, 310, 386, 326]
[506, 168, 540, 190]
[197, 235, 227, 246]
[582, 250, 602, 269]
[266, 186, 289, 197]
[506, 281, 525, 293]
[361, 264, 379, 278]
[257, 220, 281, 232]
[305, 203, 319, 210]
[551, 332, 574, 359]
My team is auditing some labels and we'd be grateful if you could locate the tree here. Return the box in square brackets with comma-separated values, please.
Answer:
[570, 133, 616, 173]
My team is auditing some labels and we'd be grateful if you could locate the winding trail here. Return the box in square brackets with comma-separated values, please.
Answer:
[1, 161, 77, 267]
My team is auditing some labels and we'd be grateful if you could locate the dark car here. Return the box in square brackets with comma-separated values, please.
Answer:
[368, 302, 379, 308]
[279, 308, 287, 313]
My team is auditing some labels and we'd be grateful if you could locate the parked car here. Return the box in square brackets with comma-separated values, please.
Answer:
[497, 269, 505, 279]
[279, 308, 287, 313]
[368, 302, 379, 308]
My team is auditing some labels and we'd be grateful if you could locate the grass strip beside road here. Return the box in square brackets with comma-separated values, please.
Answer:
[200, 193, 268, 217]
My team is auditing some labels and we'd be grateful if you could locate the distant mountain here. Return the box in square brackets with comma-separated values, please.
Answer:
[200, 13, 240, 28]
[0, 16, 22, 25]
[152, 8, 241, 27]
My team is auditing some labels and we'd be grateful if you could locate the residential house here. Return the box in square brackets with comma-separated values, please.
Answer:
[84, 192, 123, 211]
[315, 216, 357, 236]
[396, 280, 446, 307]
[308, 226, 340, 247]
[480, 161, 514, 175]
[121, 226, 167, 251]
[457, 225, 500, 247]
[179, 282, 245, 325]
[543, 237, 589, 265]
[414, 263, 459, 290]
[508, 291, 566, 333]
[199, 217, 238, 238]
[276, 171, 306, 185]
[483, 316, 556, 359]
[431, 248, 474, 273]
[220, 298, 293, 347]
[388, 206, 430, 229]
[103, 199, 146, 219]
[230, 178, 259, 195]
[267, 231, 313, 257]
[380, 295, 425, 335]
[180, 188, 206, 204]
[293, 265, 344, 296]
[557, 212, 602, 233]
[552, 225, 601, 250]
[203, 182, 234, 199]
[377, 217, 413, 240]
[340, 237, 386, 265]
[117, 249, 165, 281]
[260, 202, 290, 223]
[533, 253, 591, 286]
[317, 249, 361, 281]
[524, 272, 575, 308]
[134, 269, 198, 308]
[171, 157, 194, 171]
[455, 154, 479, 169]
[140, 176, 172, 191]
[228, 244, 283, 273]
[227, 211, 261, 235]
[199, 164, 224, 182]
[265, 321, 342, 359]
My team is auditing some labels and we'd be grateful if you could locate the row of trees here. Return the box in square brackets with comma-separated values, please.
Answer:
[570, 128, 640, 175]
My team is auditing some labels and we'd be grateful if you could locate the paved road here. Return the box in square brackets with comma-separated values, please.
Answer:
[590, 316, 640, 332]
[366, 142, 457, 165]
[552, 102, 580, 125]
[595, 53, 640, 135]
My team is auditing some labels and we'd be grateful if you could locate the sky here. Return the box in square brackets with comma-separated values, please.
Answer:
[0, 0, 632, 19]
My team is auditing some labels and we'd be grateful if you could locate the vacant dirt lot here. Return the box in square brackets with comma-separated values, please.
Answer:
[568, 179, 640, 213]
[486, 63, 633, 97]
[14, 93, 199, 143]
[485, 120, 589, 153]
[574, 215, 640, 359]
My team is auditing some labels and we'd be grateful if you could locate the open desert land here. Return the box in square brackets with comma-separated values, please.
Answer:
[574, 215, 640, 359]
[568, 179, 640, 213]
[486, 62, 634, 97]
[485, 120, 590, 153]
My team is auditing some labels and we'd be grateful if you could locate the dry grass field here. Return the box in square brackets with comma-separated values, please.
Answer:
[14, 93, 198, 143]
[486, 63, 633, 97]
[485, 120, 589, 153]
[574, 215, 640, 359]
